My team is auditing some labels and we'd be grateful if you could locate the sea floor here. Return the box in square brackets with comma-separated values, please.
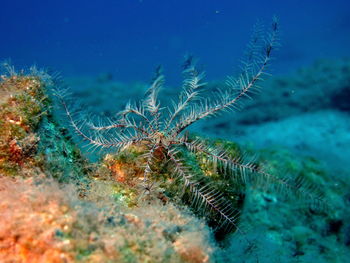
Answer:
[1, 58, 349, 262]
[63, 58, 350, 262]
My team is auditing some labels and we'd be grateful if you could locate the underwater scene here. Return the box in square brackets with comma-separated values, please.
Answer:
[1, 0, 350, 262]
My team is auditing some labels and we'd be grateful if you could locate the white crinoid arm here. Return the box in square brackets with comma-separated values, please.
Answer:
[88, 114, 151, 137]
[165, 64, 207, 131]
[140, 144, 157, 187]
[54, 90, 149, 151]
[181, 137, 324, 206]
[118, 101, 152, 128]
[145, 75, 163, 114]
[143, 69, 164, 131]
[172, 18, 279, 136]
[167, 148, 242, 232]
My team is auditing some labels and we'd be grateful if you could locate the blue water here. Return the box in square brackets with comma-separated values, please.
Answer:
[1, 1, 350, 262]
[1, 0, 349, 84]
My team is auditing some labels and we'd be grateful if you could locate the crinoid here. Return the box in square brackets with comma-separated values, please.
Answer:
[56, 18, 321, 234]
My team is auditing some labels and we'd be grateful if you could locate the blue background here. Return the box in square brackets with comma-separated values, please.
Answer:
[1, 0, 349, 83]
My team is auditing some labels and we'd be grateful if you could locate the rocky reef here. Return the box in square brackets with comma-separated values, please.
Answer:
[0, 62, 349, 263]
[0, 176, 216, 262]
[0, 66, 217, 262]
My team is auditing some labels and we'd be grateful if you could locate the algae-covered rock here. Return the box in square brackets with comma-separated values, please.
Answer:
[0, 176, 216, 263]
[0, 65, 219, 262]
[1, 64, 349, 263]
[0, 65, 90, 189]
[91, 134, 248, 237]
[224, 145, 350, 263]
[0, 72, 46, 176]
